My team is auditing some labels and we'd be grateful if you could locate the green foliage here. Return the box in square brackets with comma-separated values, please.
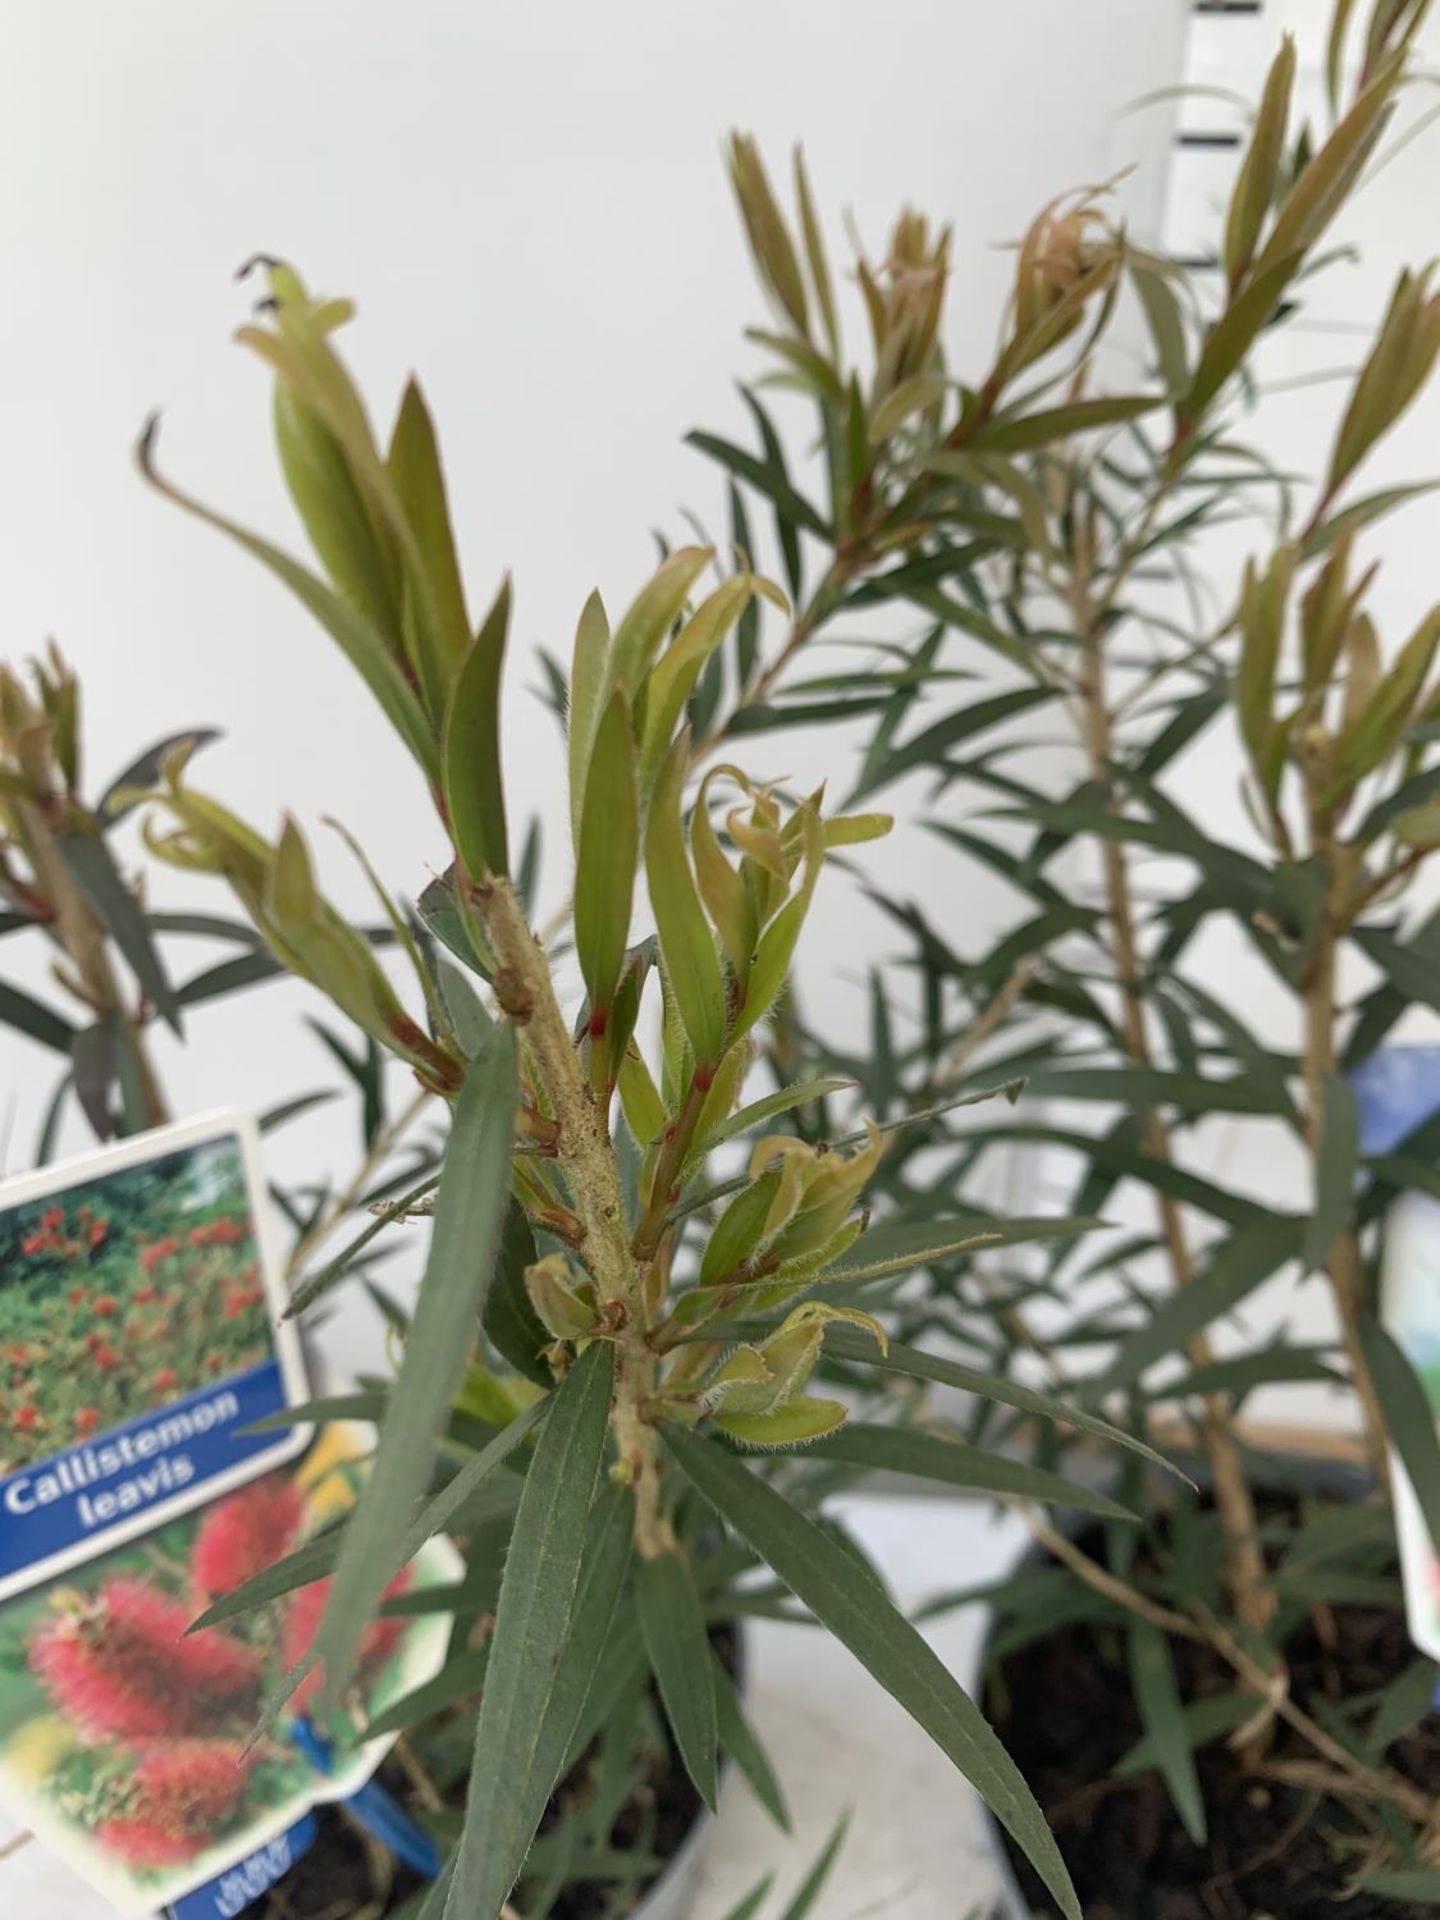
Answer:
[685, 0, 1440, 1898]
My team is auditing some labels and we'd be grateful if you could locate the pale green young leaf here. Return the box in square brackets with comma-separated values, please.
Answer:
[568, 589, 611, 849]
[575, 687, 638, 1017]
[442, 575, 512, 879]
[610, 546, 713, 698]
[387, 377, 472, 682]
[645, 732, 728, 1065]
[137, 419, 439, 784]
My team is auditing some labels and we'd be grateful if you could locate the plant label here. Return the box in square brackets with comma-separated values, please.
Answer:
[1352, 1046, 1440, 1663]
[0, 1112, 310, 1603]
[0, 1424, 463, 1917]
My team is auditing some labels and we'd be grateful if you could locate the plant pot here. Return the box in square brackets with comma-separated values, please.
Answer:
[964, 1457, 1436, 1920]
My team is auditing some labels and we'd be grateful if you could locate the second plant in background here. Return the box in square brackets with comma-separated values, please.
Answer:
[695, 0, 1440, 1909]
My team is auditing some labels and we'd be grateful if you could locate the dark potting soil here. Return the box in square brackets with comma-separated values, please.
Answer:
[240, 1628, 728, 1920]
[989, 1542, 1440, 1919]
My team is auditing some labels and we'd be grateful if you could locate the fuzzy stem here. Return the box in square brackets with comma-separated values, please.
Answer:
[473, 875, 672, 1556]
[1071, 561, 1273, 1639]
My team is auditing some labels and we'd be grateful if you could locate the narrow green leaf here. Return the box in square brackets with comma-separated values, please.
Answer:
[0, 982, 76, 1053]
[609, 546, 713, 698]
[56, 830, 182, 1033]
[1302, 480, 1440, 559]
[684, 1075, 852, 1176]
[442, 575, 512, 879]
[1305, 1071, 1358, 1267]
[852, 687, 1057, 802]
[387, 377, 471, 680]
[483, 1204, 552, 1387]
[574, 687, 638, 1016]
[1184, 256, 1299, 419]
[780, 1814, 850, 1919]
[1356, 1870, 1440, 1903]
[806, 1424, 1139, 1521]
[1358, 1318, 1440, 1555]
[640, 577, 755, 780]
[712, 1650, 790, 1831]
[99, 729, 220, 823]
[1128, 1622, 1205, 1844]
[313, 1026, 517, 1707]
[821, 1328, 1184, 1478]
[1114, 1691, 1262, 1777]
[645, 732, 727, 1064]
[685, 430, 828, 538]
[720, 1878, 774, 1920]
[664, 1426, 1082, 1920]
[1103, 1218, 1305, 1389]
[443, 1341, 616, 1920]
[969, 395, 1159, 454]
[567, 588, 610, 847]
[137, 418, 440, 785]
[637, 1549, 720, 1810]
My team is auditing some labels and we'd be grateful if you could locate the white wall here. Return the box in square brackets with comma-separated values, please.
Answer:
[0, 1, 1189, 1372]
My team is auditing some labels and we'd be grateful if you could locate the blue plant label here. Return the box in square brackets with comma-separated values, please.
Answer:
[0, 1111, 311, 1602]
[166, 1814, 318, 1919]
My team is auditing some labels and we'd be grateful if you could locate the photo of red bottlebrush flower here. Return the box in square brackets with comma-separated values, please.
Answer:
[191, 1472, 304, 1599]
[29, 1576, 262, 1741]
[0, 1427, 462, 1914]
[0, 1134, 274, 1473]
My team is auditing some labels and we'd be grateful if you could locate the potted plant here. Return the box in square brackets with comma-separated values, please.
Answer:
[110, 257, 1171, 1920]
[690, 0, 1440, 1908]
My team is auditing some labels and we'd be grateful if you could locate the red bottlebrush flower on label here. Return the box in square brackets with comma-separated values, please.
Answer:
[73, 1407, 101, 1436]
[41, 1206, 64, 1232]
[68, 1285, 86, 1305]
[282, 1569, 412, 1710]
[98, 1738, 253, 1862]
[192, 1476, 304, 1599]
[29, 1577, 262, 1741]
[92, 1342, 120, 1373]
[97, 1817, 204, 1867]
[21, 1235, 45, 1255]
[91, 1296, 117, 1319]
[13, 1405, 39, 1433]
[134, 1284, 156, 1305]
[88, 1218, 108, 1249]
[151, 1366, 179, 1395]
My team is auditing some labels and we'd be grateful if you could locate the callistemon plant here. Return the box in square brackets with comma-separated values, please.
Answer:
[686, 0, 1440, 1898]
[132, 262, 1169, 1920]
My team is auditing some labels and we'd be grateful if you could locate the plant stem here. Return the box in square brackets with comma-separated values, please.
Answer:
[474, 875, 672, 1556]
[1070, 553, 1273, 1639]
